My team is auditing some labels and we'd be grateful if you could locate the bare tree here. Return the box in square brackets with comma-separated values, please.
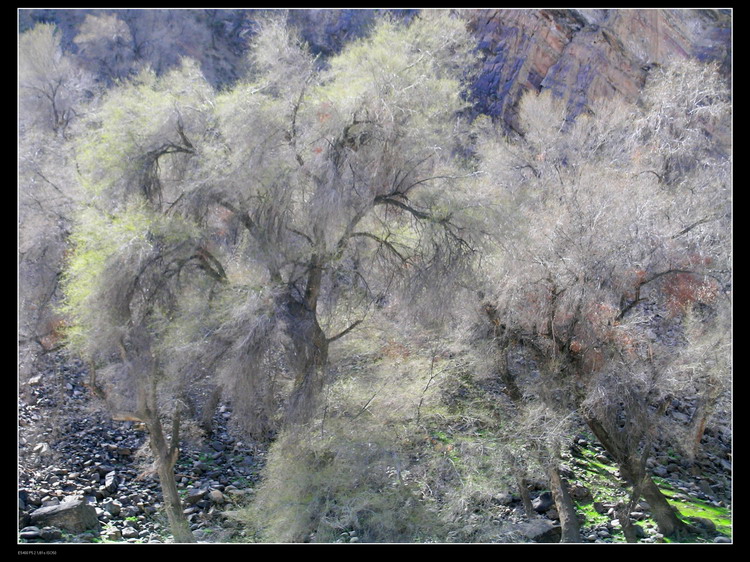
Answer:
[19, 23, 96, 379]
[185, 11, 483, 428]
[475, 57, 730, 540]
[60, 10, 482, 540]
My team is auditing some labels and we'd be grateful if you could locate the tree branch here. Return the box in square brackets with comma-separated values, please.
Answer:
[374, 194, 431, 220]
[672, 216, 718, 239]
[193, 247, 228, 282]
[350, 231, 408, 263]
[326, 319, 363, 344]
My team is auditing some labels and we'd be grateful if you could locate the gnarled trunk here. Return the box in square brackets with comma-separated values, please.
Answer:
[585, 415, 689, 538]
[639, 475, 689, 538]
[280, 287, 329, 425]
[516, 475, 537, 518]
[546, 464, 581, 543]
[146, 403, 195, 543]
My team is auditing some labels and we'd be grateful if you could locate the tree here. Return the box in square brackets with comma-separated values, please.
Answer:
[475, 58, 730, 540]
[61, 59, 217, 543]
[19, 23, 93, 135]
[73, 13, 139, 84]
[19, 23, 95, 379]
[60, 10, 482, 541]
[171, 10, 483, 430]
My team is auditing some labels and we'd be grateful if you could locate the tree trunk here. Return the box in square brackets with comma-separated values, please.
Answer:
[200, 385, 223, 434]
[639, 475, 689, 538]
[282, 292, 329, 425]
[546, 464, 581, 543]
[689, 398, 711, 461]
[616, 502, 639, 543]
[516, 475, 536, 518]
[147, 412, 195, 543]
[584, 416, 689, 538]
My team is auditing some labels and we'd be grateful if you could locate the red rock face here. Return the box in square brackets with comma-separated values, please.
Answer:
[466, 9, 731, 130]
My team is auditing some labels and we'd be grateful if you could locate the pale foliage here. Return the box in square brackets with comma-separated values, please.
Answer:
[475, 59, 730, 478]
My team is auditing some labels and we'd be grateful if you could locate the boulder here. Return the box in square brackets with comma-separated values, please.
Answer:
[688, 516, 717, 534]
[184, 488, 206, 506]
[29, 498, 101, 533]
[493, 491, 514, 506]
[19, 526, 42, 540]
[516, 519, 562, 543]
[102, 499, 121, 516]
[532, 491, 555, 513]
[40, 527, 63, 541]
[569, 484, 593, 503]
[122, 527, 140, 539]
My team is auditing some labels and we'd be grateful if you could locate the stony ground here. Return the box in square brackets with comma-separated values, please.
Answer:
[18, 351, 264, 544]
[18, 350, 732, 544]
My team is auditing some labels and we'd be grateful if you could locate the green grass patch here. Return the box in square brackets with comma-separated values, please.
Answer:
[664, 493, 731, 536]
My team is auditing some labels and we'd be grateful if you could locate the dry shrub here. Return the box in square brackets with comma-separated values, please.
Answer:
[240, 421, 441, 543]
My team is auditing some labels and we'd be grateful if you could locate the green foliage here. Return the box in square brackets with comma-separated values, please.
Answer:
[60, 203, 199, 359]
[76, 60, 214, 199]
[242, 425, 441, 543]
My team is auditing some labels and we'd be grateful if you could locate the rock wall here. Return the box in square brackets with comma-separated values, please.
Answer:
[465, 8, 731, 130]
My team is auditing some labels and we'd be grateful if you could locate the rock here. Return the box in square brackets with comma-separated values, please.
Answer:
[532, 491, 555, 513]
[699, 480, 714, 497]
[104, 471, 120, 493]
[96, 464, 117, 478]
[29, 498, 101, 533]
[40, 527, 63, 541]
[121, 505, 140, 518]
[19, 526, 42, 540]
[185, 488, 206, 505]
[102, 499, 121, 516]
[688, 516, 716, 534]
[494, 492, 514, 506]
[33, 442, 52, 457]
[122, 527, 140, 539]
[208, 490, 225, 504]
[516, 519, 562, 543]
[713, 536, 731, 543]
[569, 484, 593, 503]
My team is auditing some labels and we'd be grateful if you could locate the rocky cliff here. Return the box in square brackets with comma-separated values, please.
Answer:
[465, 8, 731, 130]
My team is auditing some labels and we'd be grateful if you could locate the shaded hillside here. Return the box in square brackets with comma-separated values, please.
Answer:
[19, 8, 731, 128]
